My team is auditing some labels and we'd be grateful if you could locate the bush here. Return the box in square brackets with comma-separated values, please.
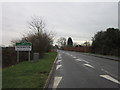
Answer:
[91, 28, 120, 57]
[2, 47, 33, 68]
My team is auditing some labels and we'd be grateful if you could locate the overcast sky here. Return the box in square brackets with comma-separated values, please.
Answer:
[2, 2, 118, 46]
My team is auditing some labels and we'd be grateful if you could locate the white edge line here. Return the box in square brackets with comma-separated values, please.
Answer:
[56, 65, 62, 70]
[56, 60, 62, 64]
[53, 77, 62, 88]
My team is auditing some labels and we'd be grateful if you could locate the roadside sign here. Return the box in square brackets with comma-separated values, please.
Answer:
[15, 42, 32, 62]
[15, 42, 32, 51]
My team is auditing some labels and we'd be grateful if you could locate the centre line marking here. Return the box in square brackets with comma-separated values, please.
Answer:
[53, 77, 62, 88]
[73, 57, 77, 58]
[75, 59, 82, 62]
[56, 65, 62, 70]
[101, 69, 118, 79]
[82, 60, 89, 63]
[78, 58, 89, 63]
[100, 75, 120, 84]
[84, 64, 94, 68]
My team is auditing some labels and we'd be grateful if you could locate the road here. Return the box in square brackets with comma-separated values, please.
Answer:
[49, 50, 119, 88]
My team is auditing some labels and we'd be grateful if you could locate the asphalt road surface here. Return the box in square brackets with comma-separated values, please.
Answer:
[50, 50, 119, 88]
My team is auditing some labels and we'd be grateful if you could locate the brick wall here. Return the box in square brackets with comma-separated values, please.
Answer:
[62, 47, 90, 52]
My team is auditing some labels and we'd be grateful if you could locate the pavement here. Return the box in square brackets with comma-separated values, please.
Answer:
[48, 50, 120, 88]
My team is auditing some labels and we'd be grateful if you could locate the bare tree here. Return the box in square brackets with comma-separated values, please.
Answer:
[82, 41, 90, 46]
[28, 16, 46, 34]
[26, 16, 54, 55]
[11, 39, 21, 46]
[11, 16, 54, 58]
[57, 37, 66, 48]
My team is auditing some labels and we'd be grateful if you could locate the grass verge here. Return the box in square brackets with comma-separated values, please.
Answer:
[2, 52, 57, 88]
[0, 68, 2, 89]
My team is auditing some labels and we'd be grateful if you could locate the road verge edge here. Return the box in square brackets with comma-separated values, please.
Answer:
[44, 53, 58, 88]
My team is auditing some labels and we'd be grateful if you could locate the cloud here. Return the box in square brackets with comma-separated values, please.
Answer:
[2, 2, 118, 46]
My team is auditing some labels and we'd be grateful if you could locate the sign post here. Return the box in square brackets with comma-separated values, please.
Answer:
[28, 51, 30, 61]
[15, 42, 32, 62]
[17, 51, 19, 63]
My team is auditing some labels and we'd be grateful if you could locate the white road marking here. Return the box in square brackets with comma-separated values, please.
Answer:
[73, 56, 77, 58]
[58, 55, 62, 59]
[101, 69, 109, 73]
[56, 60, 62, 64]
[58, 54, 61, 56]
[82, 60, 89, 63]
[56, 65, 62, 70]
[58, 56, 62, 59]
[101, 69, 118, 79]
[53, 77, 62, 88]
[75, 59, 82, 62]
[77, 57, 89, 63]
[100, 75, 120, 84]
[67, 54, 70, 56]
[84, 64, 94, 68]
[58, 54, 61, 57]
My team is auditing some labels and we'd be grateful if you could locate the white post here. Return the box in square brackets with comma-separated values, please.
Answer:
[17, 51, 19, 63]
[28, 51, 30, 61]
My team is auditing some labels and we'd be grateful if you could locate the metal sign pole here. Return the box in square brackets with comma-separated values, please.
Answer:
[28, 51, 30, 61]
[17, 51, 19, 63]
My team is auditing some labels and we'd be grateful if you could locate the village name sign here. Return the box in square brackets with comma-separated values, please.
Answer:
[15, 41, 32, 62]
